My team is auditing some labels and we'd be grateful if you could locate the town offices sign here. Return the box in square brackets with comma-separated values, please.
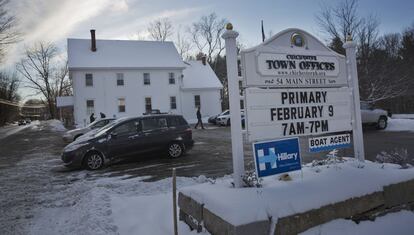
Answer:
[241, 29, 353, 142]
[223, 26, 364, 186]
[242, 30, 348, 87]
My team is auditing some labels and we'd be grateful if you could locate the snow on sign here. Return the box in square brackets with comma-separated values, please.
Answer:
[241, 29, 348, 88]
[253, 138, 301, 177]
[309, 133, 351, 152]
[245, 87, 352, 142]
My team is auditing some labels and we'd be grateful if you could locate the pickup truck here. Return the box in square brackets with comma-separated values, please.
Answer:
[360, 101, 388, 130]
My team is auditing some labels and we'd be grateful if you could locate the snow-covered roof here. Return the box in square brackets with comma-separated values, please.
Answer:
[67, 39, 186, 69]
[182, 61, 223, 89]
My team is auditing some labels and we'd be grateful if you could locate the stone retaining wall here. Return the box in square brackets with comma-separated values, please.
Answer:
[178, 179, 414, 235]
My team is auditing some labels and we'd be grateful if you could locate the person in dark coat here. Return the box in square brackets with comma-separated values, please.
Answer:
[100, 112, 106, 118]
[194, 106, 205, 129]
[89, 113, 95, 123]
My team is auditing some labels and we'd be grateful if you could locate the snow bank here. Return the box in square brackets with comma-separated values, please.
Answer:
[301, 210, 414, 235]
[180, 159, 414, 226]
[110, 176, 210, 235]
[26, 159, 414, 235]
[385, 118, 414, 132]
[392, 114, 414, 119]
[29, 171, 208, 235]
[48, 119, 67, 132]
[112, 193, 207, 235]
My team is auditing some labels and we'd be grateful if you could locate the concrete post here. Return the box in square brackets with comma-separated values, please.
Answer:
[222, 23, 245, 187]
[343, 35, 365, 161]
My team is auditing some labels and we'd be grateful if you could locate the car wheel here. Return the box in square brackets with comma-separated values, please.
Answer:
[73, 134, 83, 141]
[227, 119, 231, 126]
[84, 152, 104, 170]
[168, 142, 184, 158]
[376, 117, 387, 130]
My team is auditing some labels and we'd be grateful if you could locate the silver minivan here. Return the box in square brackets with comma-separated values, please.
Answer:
[63, 118, 115, 142]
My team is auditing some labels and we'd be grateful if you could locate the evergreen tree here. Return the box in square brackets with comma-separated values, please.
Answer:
[329, 36, 345, 55]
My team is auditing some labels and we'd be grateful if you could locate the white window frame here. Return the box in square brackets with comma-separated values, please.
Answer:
[194, 95, 201, 108]
[118, 98, 126, 113]
[169, 72, 175, 85]
[85, 73, 93, 87]
[116, 73, 124, 86]
[145, 97, 152, 112]
[170, 96, 177, 110]
[86, 99, 95, 115]
[143, 73, 150, 85]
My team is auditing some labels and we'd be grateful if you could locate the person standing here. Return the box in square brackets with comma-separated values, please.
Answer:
[194, 106, 205, 129]
[89, 113, 95, 123]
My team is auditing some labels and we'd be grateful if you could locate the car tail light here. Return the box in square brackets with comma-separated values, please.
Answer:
[185, 127, 192, 138]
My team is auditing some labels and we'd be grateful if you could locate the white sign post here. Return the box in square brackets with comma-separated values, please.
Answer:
[222, 24, 245, 187]
[344, 37, 365, 161]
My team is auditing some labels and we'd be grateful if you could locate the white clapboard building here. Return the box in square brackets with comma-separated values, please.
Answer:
[59, 30, 222, 126]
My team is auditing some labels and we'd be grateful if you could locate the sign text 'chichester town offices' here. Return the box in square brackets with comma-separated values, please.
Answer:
[242, 29, 352, 142]
[240, 29, 355, 177]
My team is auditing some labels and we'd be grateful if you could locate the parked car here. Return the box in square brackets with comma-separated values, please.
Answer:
[208, 110, 229, 125]
[216, 111, 244, 126]
[18, 119, 26, 126]
[360, 101, 388, 130]
[63, 118, 115, 142]
[61, 114, 194, 170]
[25, 118, 31, 124]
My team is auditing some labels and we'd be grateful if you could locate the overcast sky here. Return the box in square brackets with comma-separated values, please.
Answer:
[5, 0, 414, 99]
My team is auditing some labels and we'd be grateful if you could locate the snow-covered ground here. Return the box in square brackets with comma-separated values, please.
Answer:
[0, 120, 39, 140]
[180, 159, 414, 229]
[301, 210, 414, 235]
[385, 118, 414, 132]
[48, 119, 67, 132]
[35, 159, 411, 235]
[392, 114, 414, 119]
[2, 120, 414, 235]
[28, 172, 210, 235]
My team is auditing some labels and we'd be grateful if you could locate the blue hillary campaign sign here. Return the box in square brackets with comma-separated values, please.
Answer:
[253, 138, 301, 177]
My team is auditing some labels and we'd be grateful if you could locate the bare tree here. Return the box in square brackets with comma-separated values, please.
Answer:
[316, 0, 362, 41]
[130, 31, 148, 40]
[380, 33, 401, 58]
[357, 15, 380, 68]
[316, 0, 410, 104]
[16, 42, 70, 119]
[175, 27, 192, 60]
[147, 18, 173, 41]
[0, 0, 20, 62]
[0, 71, 20, 125]
[188, 13, 227, 64]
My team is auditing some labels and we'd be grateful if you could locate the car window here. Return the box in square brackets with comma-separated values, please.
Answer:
[158, 118, 167, 128]
[112, 120, 138, 135]
[141, 118, 159, 131]
[178, 116, 188, 125]
[92, 120, 106, 129]
[222, 111, 229, 115]
[168, 117, 182, 127]
[361, 102, 371, 110]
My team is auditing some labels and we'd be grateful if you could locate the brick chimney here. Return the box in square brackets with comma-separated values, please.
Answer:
[201, 55, 206, 65]
[196, 52, 207, 65]
[90, 29, 97, 52]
